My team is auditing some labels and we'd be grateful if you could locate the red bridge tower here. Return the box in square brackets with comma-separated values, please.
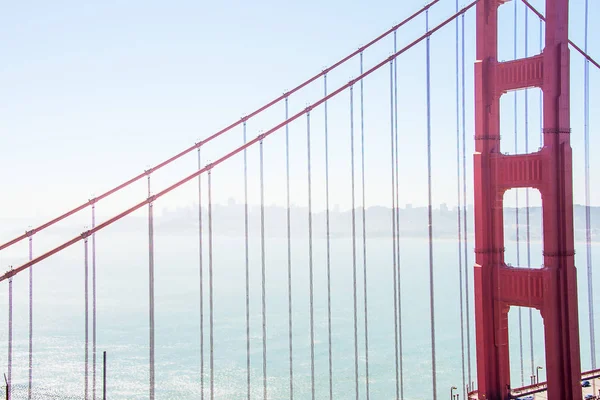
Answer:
[473, 0, 582, 399]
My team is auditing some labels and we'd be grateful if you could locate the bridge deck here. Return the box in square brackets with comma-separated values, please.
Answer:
[521, 376, 599, 400]
[467, 369, 600, 399]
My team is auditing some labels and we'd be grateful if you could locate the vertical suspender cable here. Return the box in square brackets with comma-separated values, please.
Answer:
[147, 174, 156, 400]
[243, 121, 251, 400]
[207, 169, 214, 400]
[285, 99, 294, 400]
[198, 147, 205, 400]
[350, 84, 360, 400]
[92, 204, 97, 400]
[461, 14, 472, 387]
[359, 52, 371, 400]
[513, 0, 525, 386]
[425, 11, 438, 399]
[259, 139, 268, 400]
[533, 13, 543, 377]
[524, 5, 535, 379]
[324, 75, 334, 400]
[584, 0, 596, 372]
[84, 236, 90, 399]
[7, 269, 13, 400]
[28, 234, 33, 400]
[90, 205, 97, 400]
[393, 31, 404, 400]
[455, 1, 467, 398]
[102, 351, 106, 400]
[389, 58, 400, 400]
[307, 111, 316, 400]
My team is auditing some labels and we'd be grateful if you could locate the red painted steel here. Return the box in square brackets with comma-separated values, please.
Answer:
[473, 0, 582, 399]
[521, 0, 600, 70]
[496, 55, 544, 92]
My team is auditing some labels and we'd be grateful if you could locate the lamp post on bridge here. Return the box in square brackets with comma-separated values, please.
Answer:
[536, 366, 543, 384]
[451, 385, 457, 399]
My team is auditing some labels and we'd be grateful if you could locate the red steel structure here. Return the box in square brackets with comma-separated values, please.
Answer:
[473, 0, 582, 399]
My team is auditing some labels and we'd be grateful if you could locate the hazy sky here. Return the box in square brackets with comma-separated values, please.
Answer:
[0, 0, 597, 222]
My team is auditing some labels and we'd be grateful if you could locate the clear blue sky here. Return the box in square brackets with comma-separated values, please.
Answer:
[0, 0, 597, 221]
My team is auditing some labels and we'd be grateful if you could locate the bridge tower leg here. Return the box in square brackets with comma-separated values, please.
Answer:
[473, 0, 582, 399]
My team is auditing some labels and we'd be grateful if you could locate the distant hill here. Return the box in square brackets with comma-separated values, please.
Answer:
[152, 203, 600, 242]
[1, 204, 597, 244]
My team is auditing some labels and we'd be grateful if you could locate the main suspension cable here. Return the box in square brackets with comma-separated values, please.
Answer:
[425, 10, 438, 399]
[1, 0, 480, 284]
[520, 0, 600, 70]
[324, 74, 334, 400]
[359, 52, 371, 400]
[455, 1, 467, 398]
[0, 1, 441, 256]
[198, 147, 205, 400]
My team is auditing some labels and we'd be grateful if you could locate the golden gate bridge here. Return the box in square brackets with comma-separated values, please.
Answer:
[0, 0, 598, 399]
